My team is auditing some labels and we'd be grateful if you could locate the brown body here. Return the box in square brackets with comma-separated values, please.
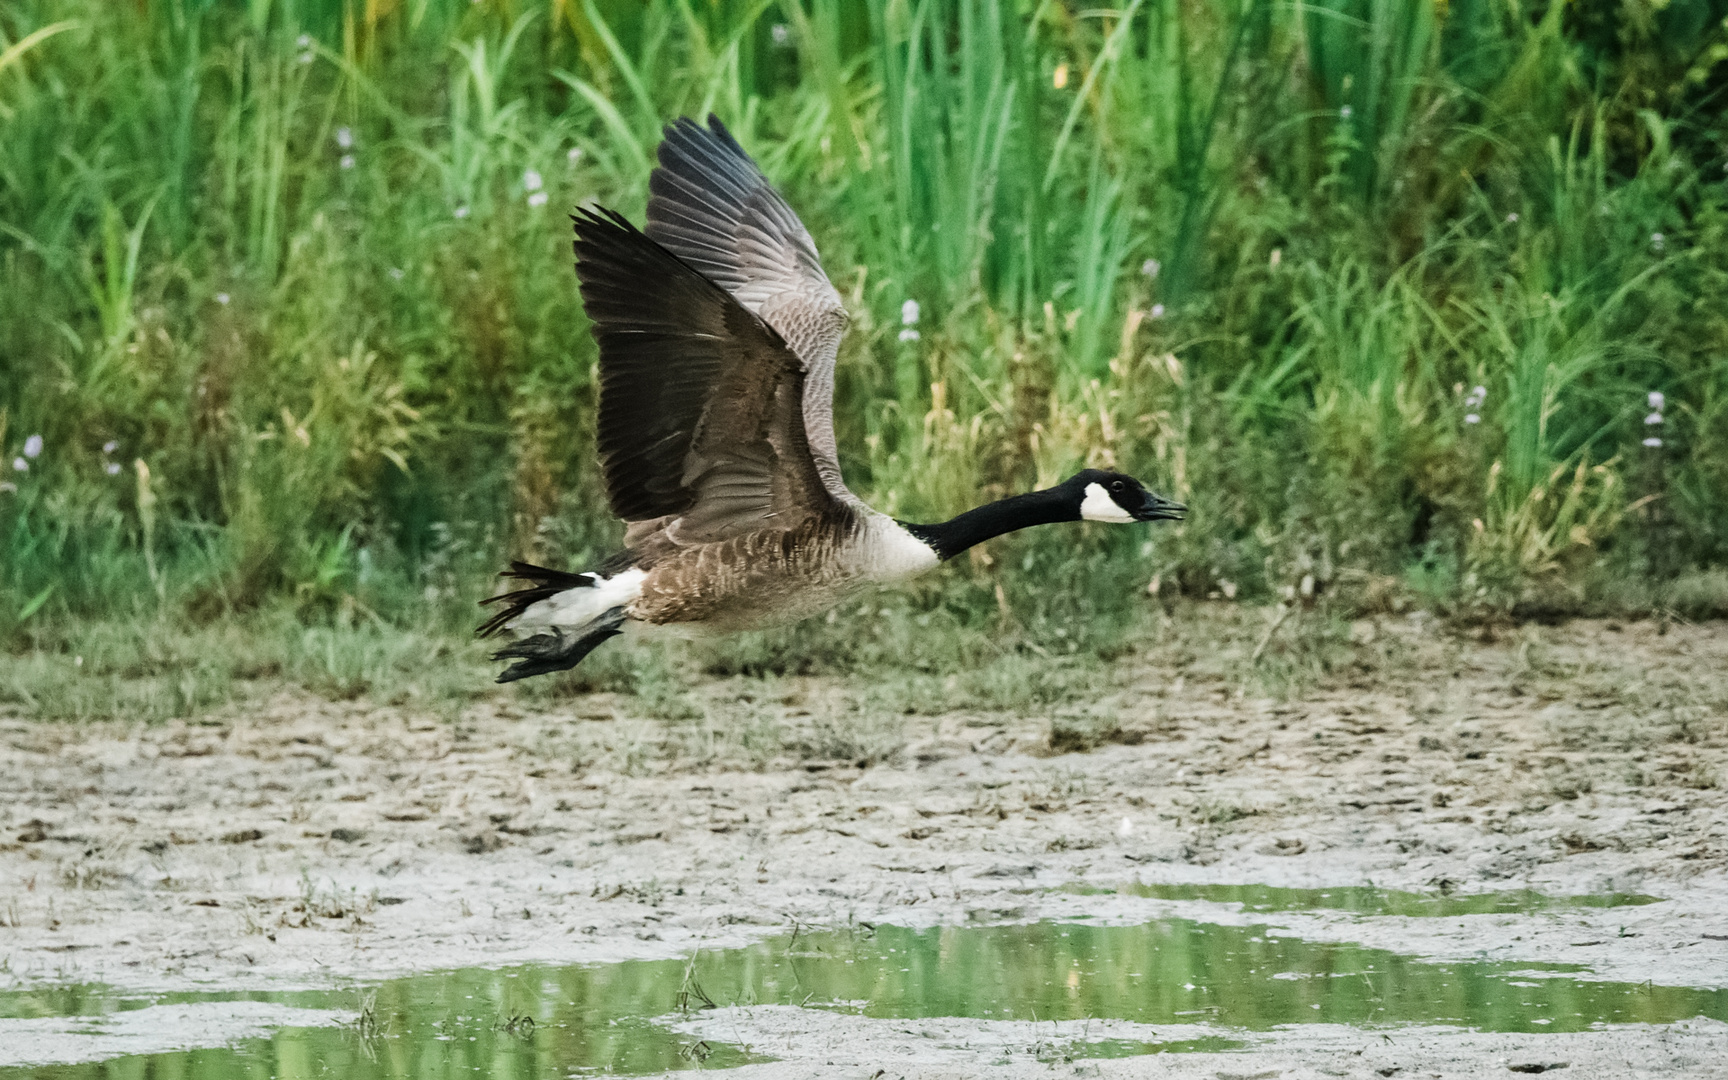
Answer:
[628, 508, 866, 631]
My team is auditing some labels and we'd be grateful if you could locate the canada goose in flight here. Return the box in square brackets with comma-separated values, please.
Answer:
[479, 116, 1184, 682]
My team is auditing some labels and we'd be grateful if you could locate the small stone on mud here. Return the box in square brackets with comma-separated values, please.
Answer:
[463, 830, 504, 854]
[976, 863, 1039, 879]
[966, 905, 1025, 922]
[16, 820, 48, 843]
[221, 828, 264, 844]
[1508, 1065, 1568, 1075]
[329, 828, 365, 843]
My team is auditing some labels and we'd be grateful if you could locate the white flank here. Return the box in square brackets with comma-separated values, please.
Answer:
[861, 515, 940, 579]
[1080, 482, 1134, 523]
[511, 568, 646, 635]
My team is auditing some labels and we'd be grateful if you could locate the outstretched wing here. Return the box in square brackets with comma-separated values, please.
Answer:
[572, 207, 833, 542]
[645, 115, 854, 505]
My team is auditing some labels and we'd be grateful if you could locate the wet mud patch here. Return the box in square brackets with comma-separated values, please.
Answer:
[1059, 881, 1665, 917]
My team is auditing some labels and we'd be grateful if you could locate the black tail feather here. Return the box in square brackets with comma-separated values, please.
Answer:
[475, 561, 597, 639]
[492, 606, 627, 683]
[499, 560, 593, 587]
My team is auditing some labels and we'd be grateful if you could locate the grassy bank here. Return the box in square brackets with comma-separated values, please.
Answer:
[3, 0, 1728, 695]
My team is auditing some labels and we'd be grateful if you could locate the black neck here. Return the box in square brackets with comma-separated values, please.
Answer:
[900, 486, 1078, 561]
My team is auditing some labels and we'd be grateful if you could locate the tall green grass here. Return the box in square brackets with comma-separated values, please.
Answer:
[2, 0, 1727, 670]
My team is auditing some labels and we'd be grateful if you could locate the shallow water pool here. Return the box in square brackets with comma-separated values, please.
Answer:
[3, 888, 1720, 1076]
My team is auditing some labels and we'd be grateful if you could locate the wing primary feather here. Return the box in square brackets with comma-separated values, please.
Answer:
[572, 203, 821, 531]
[573, 206, 723, 521]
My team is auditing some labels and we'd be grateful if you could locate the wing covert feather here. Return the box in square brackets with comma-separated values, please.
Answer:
[645, 116, 854, 505]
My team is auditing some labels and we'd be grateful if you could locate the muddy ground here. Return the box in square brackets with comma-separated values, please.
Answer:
[2, 611, 1726, 1076]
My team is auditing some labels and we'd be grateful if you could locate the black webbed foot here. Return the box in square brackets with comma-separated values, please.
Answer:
[492, 607, 627, 683]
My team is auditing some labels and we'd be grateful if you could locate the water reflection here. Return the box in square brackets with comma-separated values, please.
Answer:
[6, 905, 1723, 1078]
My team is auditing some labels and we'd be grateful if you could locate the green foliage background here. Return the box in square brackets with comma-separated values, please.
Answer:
[3, 0, 1728, 660]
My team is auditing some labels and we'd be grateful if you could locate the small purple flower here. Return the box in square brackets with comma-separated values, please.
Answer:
[389, 267, 405, 281]
[1141, 258, 1161, 279]
[335, 126, 354, 150]
[215, 292, 230, 305]
[897, 328, 920, 343]
[1643, 437, 1663, 448]
[103, 440, 119, 454]
[339, 154, 355, 170]
[1505, 213, 1518, 224]
[1339, 105, 1352, 120]
[1645, 411, 1663, 426]
[1464, 413, 1480, 425]
[1648, 390, 1664, 411]
[567, 147, 582, 165]
[454, 205, 470, 220]
[23, 434, 42, 459]
[1149, 303, 1165, 319]
[11, 457, 25, 473]
[1651, 232, 1665, 253]
[901, 299, 920, 326]
[527, 191, 548, 208]
[106, 462, 122, 476]
[523, 169, 543, 193]
[770, 23, 791, 47]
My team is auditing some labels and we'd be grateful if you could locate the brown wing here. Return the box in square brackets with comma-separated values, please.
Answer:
[572, 207, 833, 542]
[645, 116, 855, 506]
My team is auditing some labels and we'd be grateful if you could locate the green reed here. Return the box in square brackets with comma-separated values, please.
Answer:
[2, 0, 1727, 662]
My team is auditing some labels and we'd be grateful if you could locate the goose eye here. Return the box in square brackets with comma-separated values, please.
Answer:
[1110, 480, 1124, 492]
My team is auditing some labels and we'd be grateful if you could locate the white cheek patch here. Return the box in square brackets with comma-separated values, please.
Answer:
[1080, 482, 1135, 523]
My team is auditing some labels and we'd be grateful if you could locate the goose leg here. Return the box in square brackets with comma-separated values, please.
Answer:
[491, 607, 628, 684]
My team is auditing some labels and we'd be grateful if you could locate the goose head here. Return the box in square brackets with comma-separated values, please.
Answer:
[1063, 469, 1186, 524]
